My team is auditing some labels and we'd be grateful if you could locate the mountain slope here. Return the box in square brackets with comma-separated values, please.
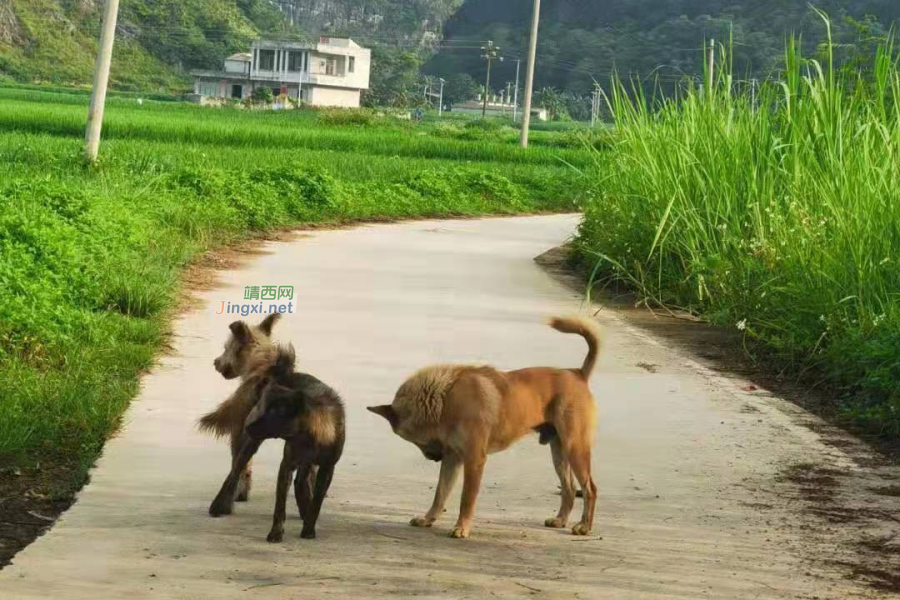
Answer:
[0, 0, 459, 91]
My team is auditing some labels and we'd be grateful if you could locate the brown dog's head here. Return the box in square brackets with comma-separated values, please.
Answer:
[213, 313, 281, 380]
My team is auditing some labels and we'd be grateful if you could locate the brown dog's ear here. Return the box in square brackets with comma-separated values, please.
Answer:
[229, 321, 251, 343]
[367, 405, 398, 429]
[258, 312, 282, 336]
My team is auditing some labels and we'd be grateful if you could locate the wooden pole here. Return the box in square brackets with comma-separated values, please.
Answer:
[520, 0, 541, 148]
[85, 0, 120, 162]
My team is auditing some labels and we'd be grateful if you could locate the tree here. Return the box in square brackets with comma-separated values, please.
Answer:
[535, 87, 569, 121]
[251, 87, 274, 104]
[363, 47, 428, 108]
[443, 73, 479, 105]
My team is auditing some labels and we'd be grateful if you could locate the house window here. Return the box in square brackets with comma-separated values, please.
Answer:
[258, 49, 275, 71]
[231, 84, 243, 99]
[348, 56, 355, 73]
[288, 51, 304, 72]
[325, 59, 336, 76]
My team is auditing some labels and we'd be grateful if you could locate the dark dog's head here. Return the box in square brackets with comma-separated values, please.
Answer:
[213, 313, 281, 380]
[245, 381, 305, 440]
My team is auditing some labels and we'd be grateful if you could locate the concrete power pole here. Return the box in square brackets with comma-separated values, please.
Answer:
[481, 41, 502, 119]
[84, 0, 121, 162]
[707, 38, 716, 94]
[439, 78, 446, 118]
[520, 0, 541, 148]
[513, 58, 521, 122]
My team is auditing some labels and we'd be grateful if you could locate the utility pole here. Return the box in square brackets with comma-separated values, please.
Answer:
[591, 83, 601, 127]
[513, 58, 521, 122]
[84, 0, 120, 162]
[506, 81, 512, 116]
[751, 78, 758, 112]
[707, 38, 716, 95]
[481, 41, 502, 118]
[438, 77, 446, 118]
[520, 0, 541, 148]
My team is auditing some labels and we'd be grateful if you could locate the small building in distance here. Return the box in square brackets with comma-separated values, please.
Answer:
[191, 37, 371, 108]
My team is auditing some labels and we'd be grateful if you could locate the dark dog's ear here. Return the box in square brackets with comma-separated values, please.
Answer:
[367, 405, 398, 429]
[259, 312, 282, 336]
[229, 321, 251, 343]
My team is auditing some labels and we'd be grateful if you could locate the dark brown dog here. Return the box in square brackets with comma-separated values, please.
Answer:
[199, 313, 281, 506]
[209, 345, 345, 541]
[368, 316, 602, 539]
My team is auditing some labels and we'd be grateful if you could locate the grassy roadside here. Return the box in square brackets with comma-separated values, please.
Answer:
[0, 94, 592, 519]
[575, 27, 900, 440]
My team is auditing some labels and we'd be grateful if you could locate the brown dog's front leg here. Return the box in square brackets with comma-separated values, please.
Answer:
[267, 447, 296, 543]
[450, 453, 486, 539]
[210, 435, 261, 517]
[411, 453, 461, 528]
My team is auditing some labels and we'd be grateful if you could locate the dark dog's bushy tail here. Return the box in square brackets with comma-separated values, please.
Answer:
[549, 316, 604, 380]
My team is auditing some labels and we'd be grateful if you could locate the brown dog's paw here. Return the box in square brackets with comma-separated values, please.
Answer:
[544, 517, 566, 529]
[266, 529, 284, 543]
[410, 517, 434, 528]
[208, 497, 233, 517]
[449, 526, 469, 539]
[300, 527, 317, 540]
[571, 522, 591, 536]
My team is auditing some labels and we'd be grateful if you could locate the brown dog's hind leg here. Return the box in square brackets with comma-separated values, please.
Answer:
[294, 464, 316, 521]
[545, 438, 576, 528]
[450, 453, 486, 539]
[267, 447, 296, 543]
[231, 432, 253, 502]
[411, 453, 462, 528]
[567, 448, 597, 536]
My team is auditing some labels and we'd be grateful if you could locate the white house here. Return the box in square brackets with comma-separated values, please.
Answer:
[192, 37, 371, 108]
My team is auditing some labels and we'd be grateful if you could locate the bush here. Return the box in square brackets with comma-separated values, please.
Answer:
[318, 108, 375, 127]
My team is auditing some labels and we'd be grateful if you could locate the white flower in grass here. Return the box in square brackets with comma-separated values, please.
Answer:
[819, 315, 826, 323]
[874, 314, 886, 326]
[736, 319, 747, 331]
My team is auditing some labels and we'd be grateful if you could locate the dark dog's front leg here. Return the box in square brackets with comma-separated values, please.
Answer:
[267, 447, 296, 543]
[210, 435, 261, 517]
[300, 464, 335, 539]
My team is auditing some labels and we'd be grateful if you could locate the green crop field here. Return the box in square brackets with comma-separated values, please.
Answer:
[0, 89, 594, 494]
[576, 24, 900, 440]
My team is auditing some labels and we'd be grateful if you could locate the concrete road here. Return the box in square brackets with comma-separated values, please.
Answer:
[1, 215, 896, 599]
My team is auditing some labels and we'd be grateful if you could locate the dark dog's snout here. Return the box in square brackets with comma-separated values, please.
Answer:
[213, 357, 221, 371]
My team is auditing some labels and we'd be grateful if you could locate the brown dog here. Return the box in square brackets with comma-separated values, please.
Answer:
[368, 316, 602, 539]
[198, 312, 281, 506]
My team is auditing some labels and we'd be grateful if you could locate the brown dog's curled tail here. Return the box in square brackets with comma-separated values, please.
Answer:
[549, 316, 604, 380]
[197, 399, 242, 439]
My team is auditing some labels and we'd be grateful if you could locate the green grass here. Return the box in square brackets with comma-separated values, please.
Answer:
[0, 92, 591, 481]
[576, 19, 900, 438]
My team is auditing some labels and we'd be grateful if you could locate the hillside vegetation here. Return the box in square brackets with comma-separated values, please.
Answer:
[0, 0, 457, 90]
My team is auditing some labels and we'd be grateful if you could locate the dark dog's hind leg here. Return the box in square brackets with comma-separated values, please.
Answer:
[267, 448, 296, 543]
[294, 463, 317, 521]
[300, 465, 335, 539]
